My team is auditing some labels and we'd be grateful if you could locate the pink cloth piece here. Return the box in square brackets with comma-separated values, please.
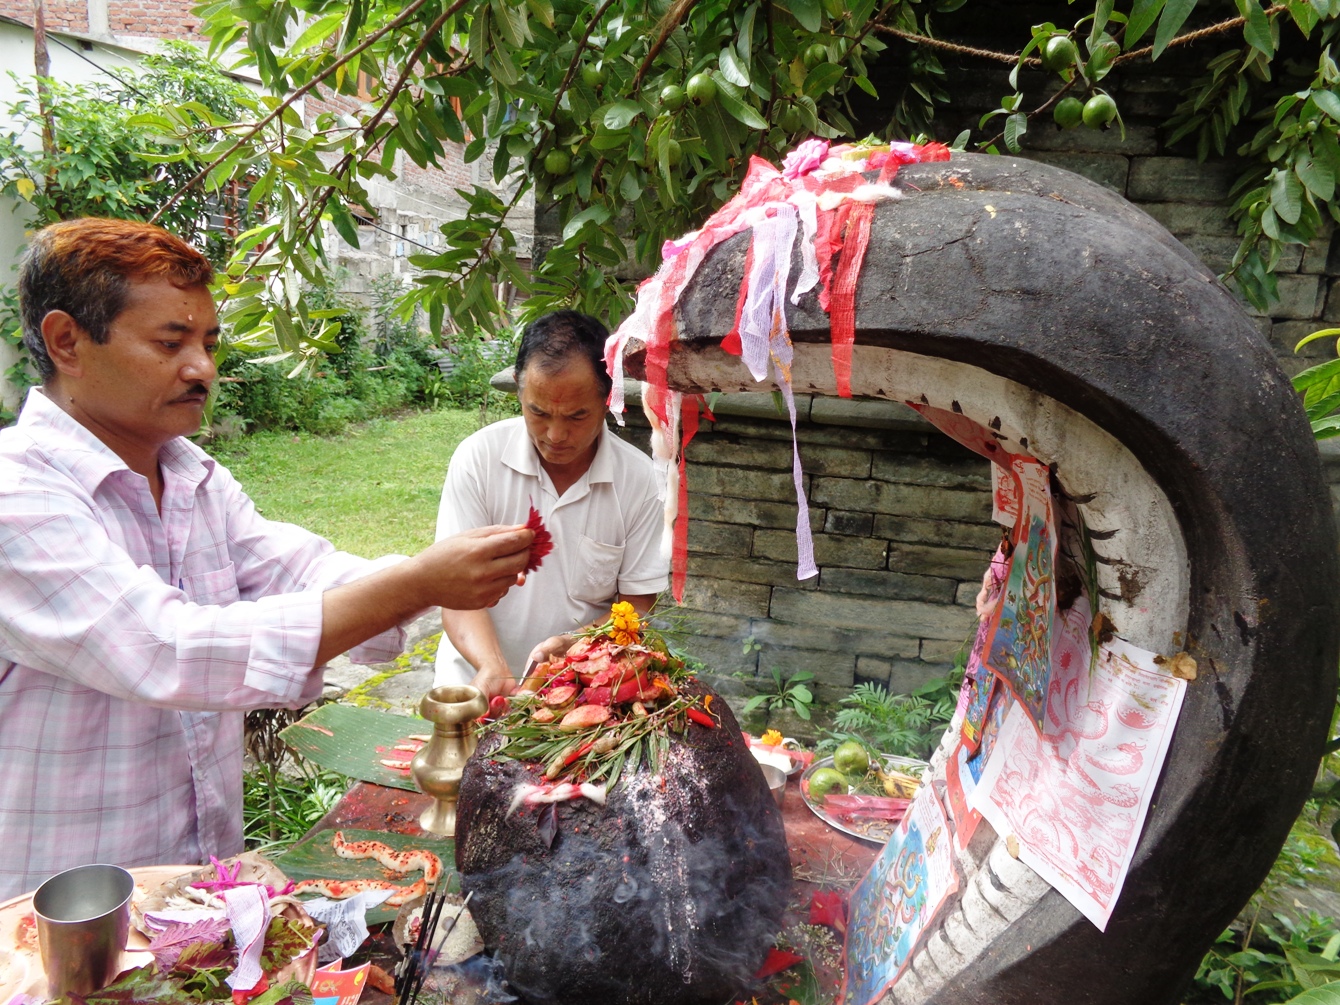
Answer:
[782, 138, 830, 179]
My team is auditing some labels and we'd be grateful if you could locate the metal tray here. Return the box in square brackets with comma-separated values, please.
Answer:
[799, 753, 930, 845]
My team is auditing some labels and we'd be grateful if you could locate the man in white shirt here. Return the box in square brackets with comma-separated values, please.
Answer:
[434, 311, 669, 697]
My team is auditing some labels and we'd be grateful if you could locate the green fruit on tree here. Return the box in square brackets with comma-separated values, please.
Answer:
[780, 105, 803, 133]
[808, 767, 848, 801]
[803, 43, 829, 69]
[664, 138, 683, 167]
[686, 72, 717, 106]
[1052, 96, 1084, 129]
[660, 84, 686, 111]
[1082, 92, 1118, 129]
[833, 740, 870, 777]
[543, 149, 571, 175]
[581, 63, 606, 89]
[1041, 35, 1078, 73]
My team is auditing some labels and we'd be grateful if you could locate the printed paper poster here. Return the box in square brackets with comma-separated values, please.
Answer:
[992, 460, 1021, 526]
[842, 786, 959, 1005]
[969, 613, 1186, 931]
[944, 738, 984, 851]
[982, 458, 1056, 730]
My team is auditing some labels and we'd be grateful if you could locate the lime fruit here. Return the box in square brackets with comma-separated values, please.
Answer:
[660, 84, 686, 111]
[1082, 93, 1118, 129]
[686, 72, 717, 106]
[833, 740, 870, 777]
[1041, 35, 1078, 73]
[1052, 96, 1084, 129]
[808, 767, 848, 800]
[543, 149, 571, 175]
[780, 105, 803, 133]
[803, 43, 829, 69]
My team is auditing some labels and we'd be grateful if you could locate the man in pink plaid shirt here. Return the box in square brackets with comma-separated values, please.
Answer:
[0, 218, 534, 898]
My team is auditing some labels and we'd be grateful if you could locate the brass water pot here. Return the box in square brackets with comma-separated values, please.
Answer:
[412, 684, 489, 836]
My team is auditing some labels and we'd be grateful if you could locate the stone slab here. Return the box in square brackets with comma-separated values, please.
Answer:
[887, 541, 994, 580]
[1127, 156, 1237, 203]
[811, 477, 992, 522]
[871, 453, 992, 490]
[753, 528, 889, 569]
[687, 553, 821, 589]
[681, 577, 773, 618]
[819, 566, 958, 604]
[770, 588, 977, 640]
[687, 520, 754, 556]
[1025, 151, 1129, 194]
[687, 492, 826, 532]
[873, 514, 1002, 551]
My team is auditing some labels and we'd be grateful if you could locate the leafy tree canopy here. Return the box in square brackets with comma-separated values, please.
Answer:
[11, 0, 1340, 368]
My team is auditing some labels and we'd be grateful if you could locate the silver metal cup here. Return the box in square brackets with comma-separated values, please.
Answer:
[33, 863, 134, 998]
[760, 763, 787, 809]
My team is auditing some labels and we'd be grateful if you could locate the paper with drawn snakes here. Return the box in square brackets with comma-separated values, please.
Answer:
[841, 786, 958, 1005]
[982, 457, 1057, 731]
[968, 612, 1186, 932]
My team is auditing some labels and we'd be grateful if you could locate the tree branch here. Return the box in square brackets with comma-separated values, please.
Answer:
[149, 0, 439, 223]
[548, 0, 620, 124]
[632, 0, 706, 93]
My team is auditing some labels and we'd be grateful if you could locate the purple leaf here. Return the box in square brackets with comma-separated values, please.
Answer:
[146, 918, 232, 972]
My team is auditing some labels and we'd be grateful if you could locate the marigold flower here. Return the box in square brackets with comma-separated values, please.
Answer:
[609, 601, 641, 645]
[760, 729, 784, 747]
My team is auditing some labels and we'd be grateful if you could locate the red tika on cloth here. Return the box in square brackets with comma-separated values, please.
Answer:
[604, 139, 950, 602]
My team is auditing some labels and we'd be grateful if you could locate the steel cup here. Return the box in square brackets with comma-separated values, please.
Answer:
[33, 863, 134, 998]
[759, 763, 787, 809]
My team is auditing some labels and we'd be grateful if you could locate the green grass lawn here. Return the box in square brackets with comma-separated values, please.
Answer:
[207, 408, 483, 557]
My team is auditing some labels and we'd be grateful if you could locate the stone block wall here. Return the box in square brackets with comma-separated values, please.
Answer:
[613, 391, 996, 724]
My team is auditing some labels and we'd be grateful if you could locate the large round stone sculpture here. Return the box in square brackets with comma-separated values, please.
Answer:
[455, 682, 791, 1005]
[621, 153, 1340, 1003]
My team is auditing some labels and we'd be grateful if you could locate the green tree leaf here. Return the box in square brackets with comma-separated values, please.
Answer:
[1284, 981, 1340, 1004]
[1153, 0, 1198, 59]
[777, 0, 822, 32]
[1125, 0, 1165, 47]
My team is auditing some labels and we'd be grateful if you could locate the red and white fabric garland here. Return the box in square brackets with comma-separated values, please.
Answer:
[606, 138, 951, 602]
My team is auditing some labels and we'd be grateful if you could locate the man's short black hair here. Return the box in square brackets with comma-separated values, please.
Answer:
[514, 310, 613, 396]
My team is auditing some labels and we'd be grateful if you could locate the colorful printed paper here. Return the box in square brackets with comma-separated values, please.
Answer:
[992, 460, 1021, 526]
[969, 605, 1186, 931]
[841, 787, 959, 1005]
[310, 960, 371, 1005]
[983, 458, 1057, 729]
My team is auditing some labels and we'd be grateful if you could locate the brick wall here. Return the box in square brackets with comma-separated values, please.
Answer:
[613, 392, 994, 733]
[1, 0, 89, 32]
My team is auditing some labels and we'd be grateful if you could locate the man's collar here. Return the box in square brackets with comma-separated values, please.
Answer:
[501, 418, 615, 486]
[17, 386, 215, 492]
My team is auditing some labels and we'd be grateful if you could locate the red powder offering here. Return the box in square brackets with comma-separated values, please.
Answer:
[526, 504, 554, 573]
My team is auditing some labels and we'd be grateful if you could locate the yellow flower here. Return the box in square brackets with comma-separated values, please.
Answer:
[609, 601, 641, 646]
[760, 729, 784, 747]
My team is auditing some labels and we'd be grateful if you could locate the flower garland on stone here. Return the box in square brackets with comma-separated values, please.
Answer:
[604, 138, 951, 602]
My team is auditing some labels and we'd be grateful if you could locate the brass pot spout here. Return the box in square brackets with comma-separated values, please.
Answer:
[412, 684, 489, 837]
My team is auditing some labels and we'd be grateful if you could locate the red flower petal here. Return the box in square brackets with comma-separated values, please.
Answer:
[808, 890, 848, 934]
[754, 948, 805, 979]
[525, 503, 554, 573]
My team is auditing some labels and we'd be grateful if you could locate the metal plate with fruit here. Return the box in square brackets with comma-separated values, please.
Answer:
[799, 742, 930, 845]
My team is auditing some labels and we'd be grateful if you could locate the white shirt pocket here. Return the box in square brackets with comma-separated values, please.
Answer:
[569, 537, 625, 606]
[180, 563, 241, 605]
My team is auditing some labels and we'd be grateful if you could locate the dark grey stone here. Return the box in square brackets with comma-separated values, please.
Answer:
[623, 152, 1340, 1005]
